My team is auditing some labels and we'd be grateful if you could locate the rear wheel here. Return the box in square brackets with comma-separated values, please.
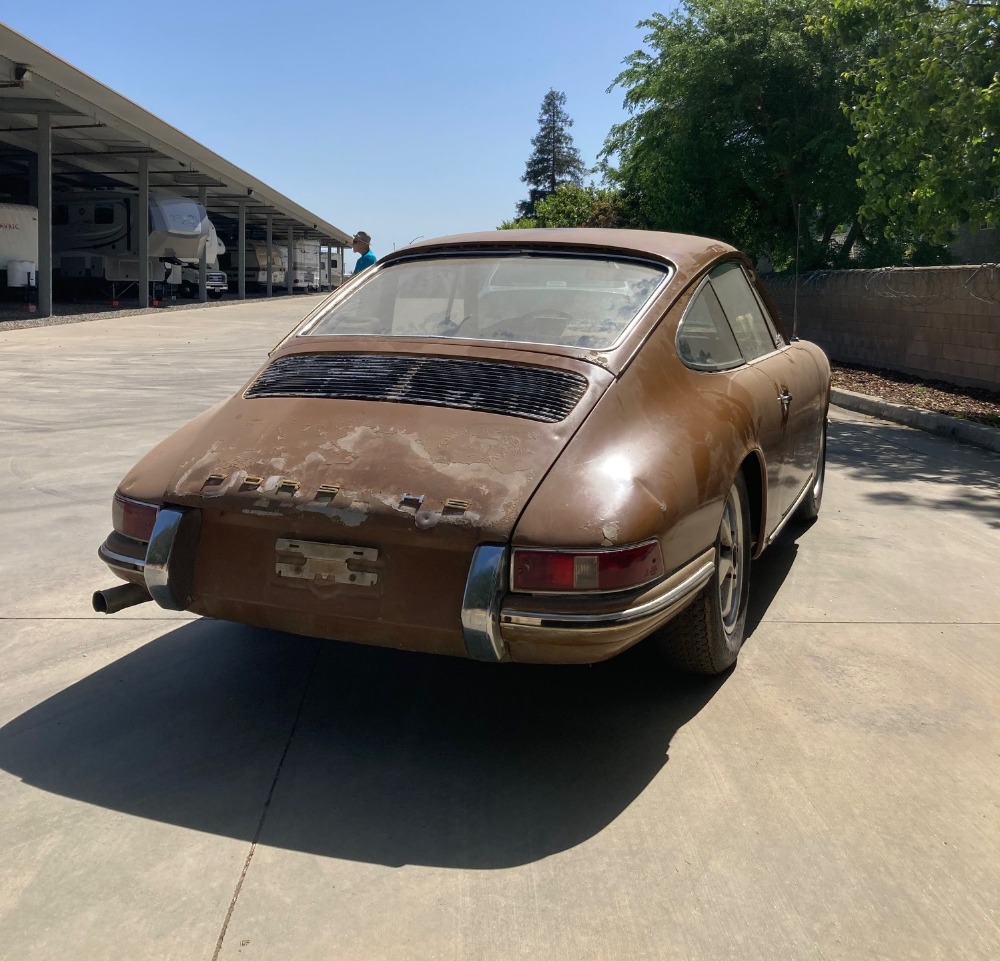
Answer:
[657, 473, 752, 675]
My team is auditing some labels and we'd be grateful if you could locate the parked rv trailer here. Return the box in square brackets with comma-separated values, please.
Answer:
[171, 222, 228, 299]
[0, 203, 38, 292]
[53, 190, 211, 285]
[320, 250, 344, 289]
[223, 241, 286, 292]
[290, 240, 321, 292]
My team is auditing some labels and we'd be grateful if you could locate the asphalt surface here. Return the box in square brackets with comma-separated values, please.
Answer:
[1, 299, 998, 960]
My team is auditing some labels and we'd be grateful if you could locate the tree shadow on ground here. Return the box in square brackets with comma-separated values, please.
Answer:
[0, 619, 727, 869]
[828, 416, 1000, 528]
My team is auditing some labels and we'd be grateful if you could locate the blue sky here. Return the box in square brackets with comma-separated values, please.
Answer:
[4, 2, 677, 255]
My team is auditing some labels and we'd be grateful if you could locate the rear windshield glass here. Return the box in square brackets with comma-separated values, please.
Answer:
[300, 254, 670, 349]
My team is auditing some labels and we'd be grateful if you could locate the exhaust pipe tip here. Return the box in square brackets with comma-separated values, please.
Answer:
[93, 582, 152, 615]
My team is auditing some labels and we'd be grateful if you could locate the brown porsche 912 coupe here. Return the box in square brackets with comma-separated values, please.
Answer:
[94, 229, 830, 675]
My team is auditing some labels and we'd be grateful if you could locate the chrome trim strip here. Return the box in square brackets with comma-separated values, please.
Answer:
[461, 545, 509, 662]
[765, 469, 817, 546]
[144, 507, 188, 610]
[98, 544, 145, 574]
[502, 561, 714, 630]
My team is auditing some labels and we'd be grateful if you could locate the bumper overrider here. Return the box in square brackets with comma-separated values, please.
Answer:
[96, 505, 714, 665]
[94, 505, 200, 614]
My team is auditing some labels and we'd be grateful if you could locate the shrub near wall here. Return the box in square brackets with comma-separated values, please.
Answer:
[764, 266, 1000, 392]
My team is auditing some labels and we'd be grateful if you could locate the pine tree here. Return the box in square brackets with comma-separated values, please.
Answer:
[517, 89, 587, 219]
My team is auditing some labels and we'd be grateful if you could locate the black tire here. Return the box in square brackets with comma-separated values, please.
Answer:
[796, 416, 827, 523]
[657, 472, 752, 675]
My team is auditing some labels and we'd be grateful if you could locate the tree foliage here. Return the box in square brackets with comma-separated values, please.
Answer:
[500, 184, 627, 230]
[816, 0, 1000, 243]
[602, 0, 866, 268]
[516, 90, 587, 219]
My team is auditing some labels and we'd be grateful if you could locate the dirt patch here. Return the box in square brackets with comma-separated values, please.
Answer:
[832, 363, 1000, 429]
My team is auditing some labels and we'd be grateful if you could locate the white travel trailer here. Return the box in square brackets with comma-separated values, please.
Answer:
[320, 249, 344, 290]
[53, 189, 211, 284]
[225, 240, 286, 291]
[171, 222, 228, 299]
[0, 203, 38, 290]
[290, 240, 321, 292]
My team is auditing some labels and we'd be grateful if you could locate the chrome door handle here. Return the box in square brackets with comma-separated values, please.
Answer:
[779, 389, 792, 410]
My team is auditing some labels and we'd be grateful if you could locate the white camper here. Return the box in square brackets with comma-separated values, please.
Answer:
[320, 250, 344, 290]
[225, 240, 286, 291]
[171, 222, 228, 299]
[53, 190, 211, 284]
[0, 203, 38, 289]
[290, 240, 321, 292]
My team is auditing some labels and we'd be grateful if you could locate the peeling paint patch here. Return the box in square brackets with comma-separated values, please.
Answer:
[301, 500, 370, 527]
[175, 445, 224, 490]
[601, 521, 620, 546]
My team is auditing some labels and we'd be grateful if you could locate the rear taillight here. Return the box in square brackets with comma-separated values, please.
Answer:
[112, 493, 158, 542]
[511, 541, 664, 594]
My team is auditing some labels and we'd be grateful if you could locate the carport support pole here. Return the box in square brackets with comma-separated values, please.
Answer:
[137, 156, 149, 309]
[266, 217, 273, 297]
[36, 113, 53, 318]
[287, 226, 294, 295]
[237, 201, 247, 300]
[198, 187, 208, 303]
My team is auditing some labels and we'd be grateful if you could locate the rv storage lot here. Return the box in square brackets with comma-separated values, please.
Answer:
[1, 298, 998, 961]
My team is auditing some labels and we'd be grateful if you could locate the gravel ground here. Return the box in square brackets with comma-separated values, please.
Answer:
[831, 363, 1000, 428]
[0, 295, 285, 331]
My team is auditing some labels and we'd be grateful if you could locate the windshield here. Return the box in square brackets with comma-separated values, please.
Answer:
[300, 254, 670, 349]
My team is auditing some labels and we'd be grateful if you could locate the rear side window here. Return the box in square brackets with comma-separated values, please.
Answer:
[676, 283, 744, 370]
[710, 262, 779, 360]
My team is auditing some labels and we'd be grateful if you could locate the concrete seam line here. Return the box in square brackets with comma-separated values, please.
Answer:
[211, 641, 322, 961]
[831, 388, 1000, 455]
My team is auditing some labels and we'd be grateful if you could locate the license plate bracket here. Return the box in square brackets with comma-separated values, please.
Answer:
[275, 539, 379, 586]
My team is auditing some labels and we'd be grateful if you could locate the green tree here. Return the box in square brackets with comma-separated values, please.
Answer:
[602, 0, 865, 268]
[517, 89, 587, 219]
[817, 0, 999, 244]
[500, 184, 628, 230]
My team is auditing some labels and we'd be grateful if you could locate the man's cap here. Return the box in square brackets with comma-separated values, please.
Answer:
[352, 231, 371, 244]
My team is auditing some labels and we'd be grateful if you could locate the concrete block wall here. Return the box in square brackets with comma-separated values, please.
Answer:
[764, 266, 1000, 391]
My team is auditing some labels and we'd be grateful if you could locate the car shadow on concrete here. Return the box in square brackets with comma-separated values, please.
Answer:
[745, 534, 800, 640]
[0, 618, 727, 869]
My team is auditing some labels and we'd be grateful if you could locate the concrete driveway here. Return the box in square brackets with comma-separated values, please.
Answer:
[1, 300, 998, 960]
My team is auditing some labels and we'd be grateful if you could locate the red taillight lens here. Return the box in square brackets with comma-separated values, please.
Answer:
[511, 541, 664, 593]
[112, 493, 158, 542]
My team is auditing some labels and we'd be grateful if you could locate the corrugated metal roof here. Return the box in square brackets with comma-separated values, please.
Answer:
[0, 22, 351, 245]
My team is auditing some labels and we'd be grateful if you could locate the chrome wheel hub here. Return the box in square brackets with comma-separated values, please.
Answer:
[717, 485, 746, 636]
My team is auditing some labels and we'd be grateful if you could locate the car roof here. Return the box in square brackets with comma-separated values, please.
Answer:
[388, 228, 739, 276]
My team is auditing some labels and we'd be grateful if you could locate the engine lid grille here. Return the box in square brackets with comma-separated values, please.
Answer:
[245, 353, 589, 423]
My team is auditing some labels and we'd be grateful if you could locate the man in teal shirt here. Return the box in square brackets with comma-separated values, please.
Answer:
[351, 231, 376, 274]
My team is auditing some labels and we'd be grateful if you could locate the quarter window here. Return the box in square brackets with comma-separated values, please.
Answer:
[709, 262, 779, 360]
[676, 283, 744, 370]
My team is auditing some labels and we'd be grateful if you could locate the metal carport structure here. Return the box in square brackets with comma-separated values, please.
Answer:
[0, 22, 352, 317]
